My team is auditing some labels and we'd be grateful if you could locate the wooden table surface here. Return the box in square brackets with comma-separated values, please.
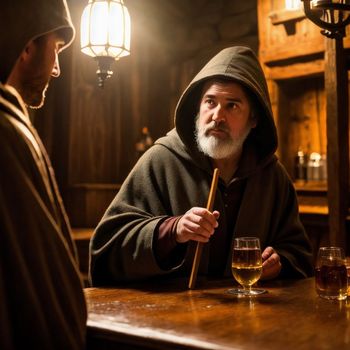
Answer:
[85, 278, 350, 350]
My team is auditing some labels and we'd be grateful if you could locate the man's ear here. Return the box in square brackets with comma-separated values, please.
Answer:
[20, 40, 34, 62]
[6, 41, 33, 86]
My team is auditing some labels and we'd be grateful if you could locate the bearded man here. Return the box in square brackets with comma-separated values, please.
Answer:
[90, 46, 314, 286]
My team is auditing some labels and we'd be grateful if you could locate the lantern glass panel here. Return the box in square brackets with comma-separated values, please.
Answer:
[90, 2, 109, 46]
[109, 3, 124, 46]
[80, 4, 91, 48]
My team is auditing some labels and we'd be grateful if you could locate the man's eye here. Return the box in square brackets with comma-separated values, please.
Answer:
[206, 99, 215, 106]
[228, 102, 238, 109]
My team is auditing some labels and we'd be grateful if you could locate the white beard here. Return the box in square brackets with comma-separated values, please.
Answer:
[195, 117, 252, 160]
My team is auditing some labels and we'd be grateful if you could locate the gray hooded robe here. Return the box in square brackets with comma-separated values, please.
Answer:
[90, 46, 314, 286]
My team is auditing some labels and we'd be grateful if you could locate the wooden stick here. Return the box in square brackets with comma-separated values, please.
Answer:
[188, 168, 220, 289]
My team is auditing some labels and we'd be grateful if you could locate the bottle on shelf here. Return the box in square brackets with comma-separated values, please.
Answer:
[307, 152, 327, 182]
[294, 148, 307, 182]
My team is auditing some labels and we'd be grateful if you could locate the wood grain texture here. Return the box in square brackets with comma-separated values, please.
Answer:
[325, 37, 349, 248]
[258, 0, 350, 255]
[85, 278, 350, 350]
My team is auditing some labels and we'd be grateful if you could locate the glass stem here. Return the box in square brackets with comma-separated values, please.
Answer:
[243, 285, 251, 294]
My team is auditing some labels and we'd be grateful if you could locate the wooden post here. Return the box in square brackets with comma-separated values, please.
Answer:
[324, 36, 349, 250]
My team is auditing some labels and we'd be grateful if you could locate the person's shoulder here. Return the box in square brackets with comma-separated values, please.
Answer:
[144, 134, 184, 162]
[260, 157, 294, 186]
[275, 159, 292, 177]
[0, 107, 33, 157]
[0, 109, 23, 147]
[135, 144, 182, 176]
[263, 155, 287, 173]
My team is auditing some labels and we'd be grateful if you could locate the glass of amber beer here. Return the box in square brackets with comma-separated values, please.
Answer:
[228, 237, 266, 296]
[315, 247, 348, 300]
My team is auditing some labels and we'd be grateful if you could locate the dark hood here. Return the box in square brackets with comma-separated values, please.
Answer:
[0, 0, 75, 83]
[174, 46, 278, 164]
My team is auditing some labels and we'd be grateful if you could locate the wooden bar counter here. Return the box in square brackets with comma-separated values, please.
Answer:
[85, 278, 350, 350]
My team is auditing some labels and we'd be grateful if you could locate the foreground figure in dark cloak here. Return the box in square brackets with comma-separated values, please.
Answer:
[0, 1, 87, 348]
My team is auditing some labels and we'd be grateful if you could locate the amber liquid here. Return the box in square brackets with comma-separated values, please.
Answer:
[315, 264, 348, 300]
[232, 248, 262, 287]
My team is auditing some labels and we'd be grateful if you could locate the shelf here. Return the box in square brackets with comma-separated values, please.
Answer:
[294, 180, 327, 215]
[294, 180, 327, 194]
[269, 8, 305, 25]
[299, 204, 328, 215]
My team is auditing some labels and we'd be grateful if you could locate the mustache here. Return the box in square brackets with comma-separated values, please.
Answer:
[203, 121, 230, 134]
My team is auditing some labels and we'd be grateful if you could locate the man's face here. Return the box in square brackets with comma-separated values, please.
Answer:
[195, 80, 256, 160]
[19, 32, 65, 109]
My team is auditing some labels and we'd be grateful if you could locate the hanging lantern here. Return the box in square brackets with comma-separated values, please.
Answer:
[80, 0, 131, 87]
[301, 0, 350, 37]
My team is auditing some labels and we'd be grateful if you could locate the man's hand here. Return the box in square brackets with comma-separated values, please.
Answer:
[261, 246, 281, 280]
[175, 207, 220, 243]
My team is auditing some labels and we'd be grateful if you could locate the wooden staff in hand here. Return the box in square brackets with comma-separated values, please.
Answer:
[188, 168, 220, 289]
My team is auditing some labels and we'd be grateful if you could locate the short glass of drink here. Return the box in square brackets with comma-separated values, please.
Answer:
[228, 237, 266, 296]
[315, 247, 348, 301]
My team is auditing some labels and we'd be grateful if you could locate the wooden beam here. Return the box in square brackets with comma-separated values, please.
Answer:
[324, 36, 349, 250]
[269, 9, 305, 26]
[260, 41, 325, 64]
[261, 35, 350, 66]
[265, 59, 324, 80]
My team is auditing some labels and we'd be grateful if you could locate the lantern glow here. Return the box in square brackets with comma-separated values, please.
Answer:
[80, 0, 131, 87]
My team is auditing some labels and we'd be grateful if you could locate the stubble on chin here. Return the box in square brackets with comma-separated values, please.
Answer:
[27, 83, 49, 110]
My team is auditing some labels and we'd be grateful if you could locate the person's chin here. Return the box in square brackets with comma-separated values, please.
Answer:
[27, 96, 45, 109]
[28, 85, 48, 109]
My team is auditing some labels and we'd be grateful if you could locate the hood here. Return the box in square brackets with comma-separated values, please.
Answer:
[174, 46, 278, 163]
[0, 0, 75, 83]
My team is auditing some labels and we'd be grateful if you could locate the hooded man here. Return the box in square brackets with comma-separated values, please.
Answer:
[0, 1, 87, 349]
[90, 46, 314, 286]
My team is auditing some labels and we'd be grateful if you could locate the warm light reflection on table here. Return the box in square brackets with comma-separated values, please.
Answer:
[85, 278, 350, 349]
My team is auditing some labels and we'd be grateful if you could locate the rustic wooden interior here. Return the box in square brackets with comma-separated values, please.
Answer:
[30, 0, 350, 279]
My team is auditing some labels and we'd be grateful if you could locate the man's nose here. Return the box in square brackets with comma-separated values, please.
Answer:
[212, 105, 225, 123]
[51, 54, 61, 77]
